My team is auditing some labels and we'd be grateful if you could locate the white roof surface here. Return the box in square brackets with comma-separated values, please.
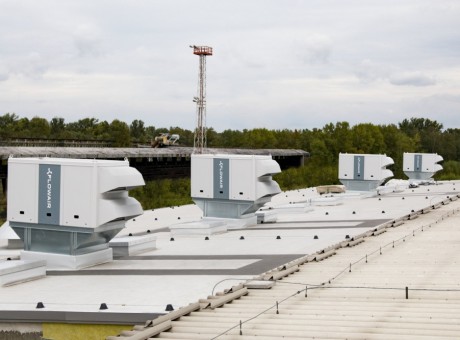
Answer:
[0, 181, 459, 339]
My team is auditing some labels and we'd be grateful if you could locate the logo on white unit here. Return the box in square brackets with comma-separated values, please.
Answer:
[46, 168, 53, 209]
[219, 161, 224, 189]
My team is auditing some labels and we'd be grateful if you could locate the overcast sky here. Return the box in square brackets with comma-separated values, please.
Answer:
[0, 0, 459, 131]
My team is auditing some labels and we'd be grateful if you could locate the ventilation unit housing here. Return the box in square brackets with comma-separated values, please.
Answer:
[338, 153, 394, 191]
[7, 158, 144, 268]
[191, 154, 281, 218]
[403, 153, 443, 181]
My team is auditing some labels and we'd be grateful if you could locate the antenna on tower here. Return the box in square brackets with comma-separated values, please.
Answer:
[190, 45, 213, 154]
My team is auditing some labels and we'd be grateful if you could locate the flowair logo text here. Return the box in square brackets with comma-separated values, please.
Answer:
[46, 168, 53, 209]
[219, 161, 224, 189]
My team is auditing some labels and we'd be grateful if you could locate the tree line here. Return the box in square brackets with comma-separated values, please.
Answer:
[0, 113, 459, 220]
[1, 113, 458, 170]
[1, 113, 458, 153]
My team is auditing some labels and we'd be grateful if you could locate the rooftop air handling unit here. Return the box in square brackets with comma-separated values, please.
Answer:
[338, 153, 394, 191]
[7, 157, 144, 269]
[191, 154, 281, 219]
[403, 153, 443, 181]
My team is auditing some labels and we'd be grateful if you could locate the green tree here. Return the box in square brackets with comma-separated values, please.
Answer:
[29, 117, 51, 138]
[0, 113, 19, 138]
[309, 137, 334, 165]
[351, 123, 385, 154]
[130, 119, 146, 143]
[398, 117, 443, 152]
[13, 117, 30, 138]
[206, 127, 219, 147]
[66, 117, 100, 139]
[273, 129, 297, 149]
[243, 128, 277, 149]
[50, 117, 66, 138]
[438, 129, 460, 161]
[94, 120, 111, 140]
[322, 122, 353, 160]
[109, 119, 131, 147]
[130, 178, 193, 209]
[220, 129, 244, 148]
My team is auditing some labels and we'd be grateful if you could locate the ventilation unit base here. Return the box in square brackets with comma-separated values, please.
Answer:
[20, 248, 113, 270]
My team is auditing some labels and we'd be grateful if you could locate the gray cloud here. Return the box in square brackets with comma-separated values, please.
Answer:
[354, 59, 389, 83]
[389, 72, 437, 87]
[299, 35, 332, 64]
[0, 62, 8, 81]
[355, 62, 437, 88]
[73, 24, 104, 57]
[9, 52, 48, 79]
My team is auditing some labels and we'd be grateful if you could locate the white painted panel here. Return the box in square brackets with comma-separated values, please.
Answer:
[403, 153, 414, 171]
[191, 156, 213, 198]
[7, 162, 38, 223]
[256, 178, 281, 199]
[364, 155, 393, 181]
[338, 154, 354, 179]
[255, 158, 281, 177]
[98, 194, 143, 226]
[424, 153, 444, 172]
[60, 165, 94, 227]
[99, 165, 144, 193]
[230, 158, 254, 200]
[364, 156, 381, 180]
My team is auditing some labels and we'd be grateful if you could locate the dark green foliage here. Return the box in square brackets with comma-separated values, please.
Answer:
[109, 119, 131, 147]
[130, 178, 193, 210]
[435, 160, 460, 181]
[130, 119, 146, 143]
[398, 117, 444, 153]
[274, 163, 338, 190]
[0, 113, 19, 138]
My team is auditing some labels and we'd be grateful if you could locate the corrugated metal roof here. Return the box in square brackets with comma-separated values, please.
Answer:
[109, 198, 460, 339]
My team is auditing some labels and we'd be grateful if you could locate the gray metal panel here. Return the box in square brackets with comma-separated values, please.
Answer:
[340, 179, 380, 191]
[353, 155, 365, 180]
[404, 171, 433, 180]
[414, 154, 423, 172]
[0, 310, 161, 325]
[213, 158, 229, 199]
[9, 220, 124, 234]
[194, 198, 252, 218]
[38, 164, 60, 225]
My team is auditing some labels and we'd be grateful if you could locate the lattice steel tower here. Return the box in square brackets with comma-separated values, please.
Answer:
[191, 45, 213, 154]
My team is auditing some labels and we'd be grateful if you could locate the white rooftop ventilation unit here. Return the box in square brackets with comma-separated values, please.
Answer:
[7, 157, 145, 269]
[191, 154, 281, 219]
[403, 153, 443, 181]
[338, 153, 394, 191]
